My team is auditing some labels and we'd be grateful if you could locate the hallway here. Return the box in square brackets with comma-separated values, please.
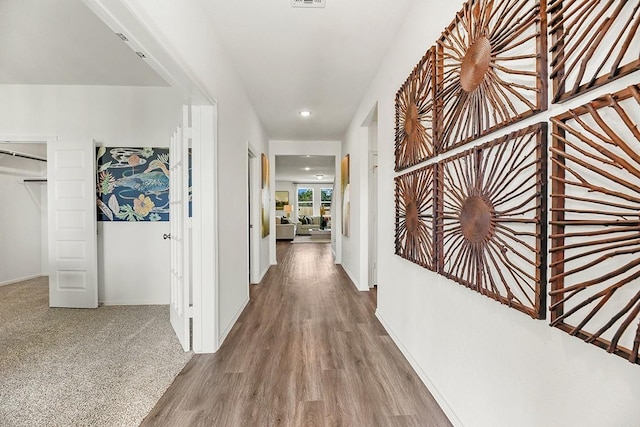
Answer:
[143, 242, 452, 426]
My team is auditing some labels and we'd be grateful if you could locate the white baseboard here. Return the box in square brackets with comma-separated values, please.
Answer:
[99, 300, 168, 306]
[253, 264, 270, 284]
[218, 296, 249, 348]
[0, 274, 44, 287]
[376, 310, 464, 427]
[340, 263, 368, 292]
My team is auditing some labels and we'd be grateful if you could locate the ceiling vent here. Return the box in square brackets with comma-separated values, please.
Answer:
[291, 0, 325, 8]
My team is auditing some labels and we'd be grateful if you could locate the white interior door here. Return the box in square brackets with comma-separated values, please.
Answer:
[48, 139, 98, 308]
[169, 106, 191, 351]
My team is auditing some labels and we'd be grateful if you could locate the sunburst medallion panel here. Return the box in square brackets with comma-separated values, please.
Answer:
[549, 0, 640, 103]
[550, 84, 640, 364]
[395, 47, 436, 171]
[438, 123, 548, 318]
[436, 0, 548, 153]
[395, 163, 436, 271]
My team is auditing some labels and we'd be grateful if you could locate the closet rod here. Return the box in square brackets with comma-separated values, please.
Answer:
[0, 148, 47, 162]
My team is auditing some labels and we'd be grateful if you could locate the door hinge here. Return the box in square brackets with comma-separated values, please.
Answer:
[187, 305, 194, 319]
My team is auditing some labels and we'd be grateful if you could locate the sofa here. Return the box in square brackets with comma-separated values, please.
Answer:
[275, 216, 296, 240]
[296, 216, 331, 235]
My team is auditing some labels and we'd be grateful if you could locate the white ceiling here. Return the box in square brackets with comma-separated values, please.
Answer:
[201, 0, 414, 140]
[276, 155, 335, 183]
[0, 0, 167, 86]
[0, 0, 415, 141]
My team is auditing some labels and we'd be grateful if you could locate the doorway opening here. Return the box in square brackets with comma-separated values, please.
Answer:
[0, 140, 49, 288]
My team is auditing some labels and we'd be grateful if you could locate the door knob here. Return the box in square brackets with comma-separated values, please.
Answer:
[163, 233, 171, 240]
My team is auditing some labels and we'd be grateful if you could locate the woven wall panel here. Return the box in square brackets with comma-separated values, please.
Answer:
[395, 163, 436, 271]
[549, 0, 640, 103]
[438, 123, 548, 318]
[436, 0, 548, 153]
[550, 84, 640, 364]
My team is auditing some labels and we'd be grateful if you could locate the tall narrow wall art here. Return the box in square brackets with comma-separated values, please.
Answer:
[395, 47, 436, 170]
[550, 84, 640, 364]
[549, 0, 640, 103]
[437, 124, 548, 319]
[395, 164, 436, 270]
[261, 153, 270, 238]
[341, 154, 350, 237]
[436, 0, 548, 153]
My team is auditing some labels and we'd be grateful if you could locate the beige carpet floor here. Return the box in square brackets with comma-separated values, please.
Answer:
[0, 276, 193, 427]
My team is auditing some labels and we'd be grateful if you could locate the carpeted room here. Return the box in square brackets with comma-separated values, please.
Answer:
[0, 39, 191, 425]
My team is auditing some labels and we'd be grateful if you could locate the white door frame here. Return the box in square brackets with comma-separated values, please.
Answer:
[85, 0, 220, 353]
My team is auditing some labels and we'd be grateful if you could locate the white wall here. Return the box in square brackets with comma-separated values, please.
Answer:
[122, 0, 270, 346]
[340, 126, 370, 291]
[0, 84, 184, 304]
[0, 148, 47, 285]
[343, 1, 640, 426]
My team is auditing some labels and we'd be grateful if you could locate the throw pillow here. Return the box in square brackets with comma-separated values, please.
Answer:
[281, 217, 288, 224]
[275, 216, 281, 224]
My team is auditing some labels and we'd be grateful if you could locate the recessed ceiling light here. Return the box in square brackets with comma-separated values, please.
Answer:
[315, 174, 324, 180]
[299, 110, 311, 117]
[304, 167, 310, 171]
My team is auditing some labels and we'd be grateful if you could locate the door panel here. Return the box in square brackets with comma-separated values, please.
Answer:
[48, 139, 98, 308]
[170, 106, 191, 351]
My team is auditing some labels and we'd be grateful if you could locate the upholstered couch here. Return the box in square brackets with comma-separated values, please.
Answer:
[275, 216, 296, 240]
[296, 216, 330, 235]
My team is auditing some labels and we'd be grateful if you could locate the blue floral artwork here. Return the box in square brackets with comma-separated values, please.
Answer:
[96, 147, 170, 221]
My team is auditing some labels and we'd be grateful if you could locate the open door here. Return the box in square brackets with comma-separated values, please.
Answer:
[169, 106, 191, 351]
[48, 139, 98, 308]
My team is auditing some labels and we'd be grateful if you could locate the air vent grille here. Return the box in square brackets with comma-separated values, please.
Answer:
[291, 0, 325, 8]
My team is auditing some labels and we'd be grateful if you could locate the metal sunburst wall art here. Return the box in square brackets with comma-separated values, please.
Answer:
[395, 164, 436, 271]
[436, 0, 548, 153]
[395, 47, 436, 171]
[437, 124, 548, 319]
[550, 84, 640, 365]
[549, 0, 640, 104]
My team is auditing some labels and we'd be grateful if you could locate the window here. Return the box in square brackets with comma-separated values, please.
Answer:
[320, 188, 332, 215]
[297, 187, 313, 216]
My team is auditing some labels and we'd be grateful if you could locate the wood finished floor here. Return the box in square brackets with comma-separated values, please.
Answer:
[142, 242, 452, 427]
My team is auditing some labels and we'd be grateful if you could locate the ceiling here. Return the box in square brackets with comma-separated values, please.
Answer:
[0, 0, 167, 86]
[200, 0, 414, 140]
[275, 155, 335, 183]
[0, 0, 414, 141]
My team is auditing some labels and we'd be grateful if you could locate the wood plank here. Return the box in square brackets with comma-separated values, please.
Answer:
[142, 242, 452, 426]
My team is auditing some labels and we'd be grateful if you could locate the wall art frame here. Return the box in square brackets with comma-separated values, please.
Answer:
[341, 154, 350, 237]
[96, 147, 170, 222]
[436, 0, 548, 153]
[550, 84, 640, 364]
[275, 191, 289, 210]
[395, 163, 437, 271]
[549, 0, 640, 104]
[395, 46, 437, 171]
[437, 123, 548, 319]
[261, 153, 270, 238]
